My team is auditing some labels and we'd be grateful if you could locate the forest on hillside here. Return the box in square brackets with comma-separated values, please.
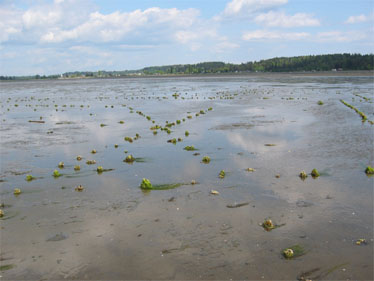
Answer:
[142, 54, 373, 74]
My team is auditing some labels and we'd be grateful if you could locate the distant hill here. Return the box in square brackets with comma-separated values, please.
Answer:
[1, 53, 373, 80]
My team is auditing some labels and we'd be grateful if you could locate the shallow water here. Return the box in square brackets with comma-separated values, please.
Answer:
[0, 74, 373, 280]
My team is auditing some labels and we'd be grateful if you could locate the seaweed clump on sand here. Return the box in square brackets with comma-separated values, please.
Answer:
[282, 245, 305, 259]
[167, 138, 177, 144]
[283, 249, 294, 259]
[140, 178, 153, 190]
[299, 171, 308, 180]
[365, 166, 374, 175]
[124, 155, 135, 163]
[219, 170, 225, 178]
[25, 174, 35, 181]
[262, 219, 275, 231]
[184, 145, 196, 151]
[139, 179, 183, 190]
[202, 156, 211, 163]
[75, 185, 84, 192]
[311, 169, 320, 178]
[355, 238, 367, 245]
[14, 188, 21, 195]
[53, 170, 61, 178]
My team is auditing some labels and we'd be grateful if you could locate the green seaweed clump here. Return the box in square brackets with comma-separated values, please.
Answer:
[140, 178, 153, 189]
[58, 161, 64, 168]
[311, 168, 320, 178]
[119, 120, 125, 124]
[75, 185, 84, 192]
[124, 137, 133, 143]
[185, 131, 189, 136]
[365, 166, 374, 175]
[14, 188, 21, 195]
[53, 169, 61, 178]
[355, 238, 367, 245]
[283, 248, 294, 259]
[76, 155, 82, 161]
[125, 154, 135, 163]
[26, 174, 35, 181]
[0, 209, 4, 217]
[167, 138, 177, 144]
[299, 171, 308, 179]
[176, 120, 181, 124]
[219, 170, 225, 178]
[74, 165, 80, 171]
[114, 144, 119, 148]
[262, 219, 275, 231]
[91, 149, 97, 154]
[0, 264, 15, 271]
[86, 160, 96, 165]
[97, 166, 104, 173]
[282, 244, 305, 259]
[317, 100, 324, 105]
[202, 156, 211, 163]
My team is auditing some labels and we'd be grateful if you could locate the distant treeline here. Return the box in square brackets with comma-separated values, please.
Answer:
[142, 54, 374, 74]
[1, 53, 373, 80]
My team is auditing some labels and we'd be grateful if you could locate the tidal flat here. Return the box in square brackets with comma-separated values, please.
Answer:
[0, 74, 373, 280]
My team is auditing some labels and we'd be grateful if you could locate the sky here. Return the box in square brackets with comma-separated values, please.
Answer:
[0, 0, 373, 76]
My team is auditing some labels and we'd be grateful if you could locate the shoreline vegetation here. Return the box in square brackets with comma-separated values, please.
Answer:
[1, 53, 373, 81]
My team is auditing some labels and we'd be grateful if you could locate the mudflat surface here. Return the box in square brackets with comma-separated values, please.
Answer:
[0, 75, 373, 280]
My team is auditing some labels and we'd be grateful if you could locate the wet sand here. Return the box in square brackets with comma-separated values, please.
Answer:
[0, 74, 373, 280]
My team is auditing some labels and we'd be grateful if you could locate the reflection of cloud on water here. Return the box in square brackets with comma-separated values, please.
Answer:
[224, 130, 288, 154]
[182, 159, 202, 179]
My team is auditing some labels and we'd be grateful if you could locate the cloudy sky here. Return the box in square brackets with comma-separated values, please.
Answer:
[1, 0, 373, 75]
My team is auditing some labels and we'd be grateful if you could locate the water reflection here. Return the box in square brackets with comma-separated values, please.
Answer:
[0, 75, 372, 280]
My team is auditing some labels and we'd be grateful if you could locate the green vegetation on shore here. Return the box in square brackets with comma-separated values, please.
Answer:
[1, 54, 373, 80]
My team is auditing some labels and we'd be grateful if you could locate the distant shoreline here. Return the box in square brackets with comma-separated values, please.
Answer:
[1, 70, 373, 82]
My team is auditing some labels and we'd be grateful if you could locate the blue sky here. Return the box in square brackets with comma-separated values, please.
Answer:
[1, 0, 373, 75]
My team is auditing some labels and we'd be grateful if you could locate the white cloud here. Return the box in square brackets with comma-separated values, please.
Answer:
[223, 0, 287, 16]
[214, 41, 240, 53]
[22, 9, 62, 29]
[316, 31, 367, 42]
[175, 29, 218, 44]
[0, 7, 23, 42]
[40, 8, 200, 43]
[69, 45, 111, 57]
[175, 30, 199, 44]
[242, 29, 368, 43]
[0, 2, 200, 44]
[254, 11, 320, 27]
[242, 29, 309, 40]
[345, 14, 370, 24]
